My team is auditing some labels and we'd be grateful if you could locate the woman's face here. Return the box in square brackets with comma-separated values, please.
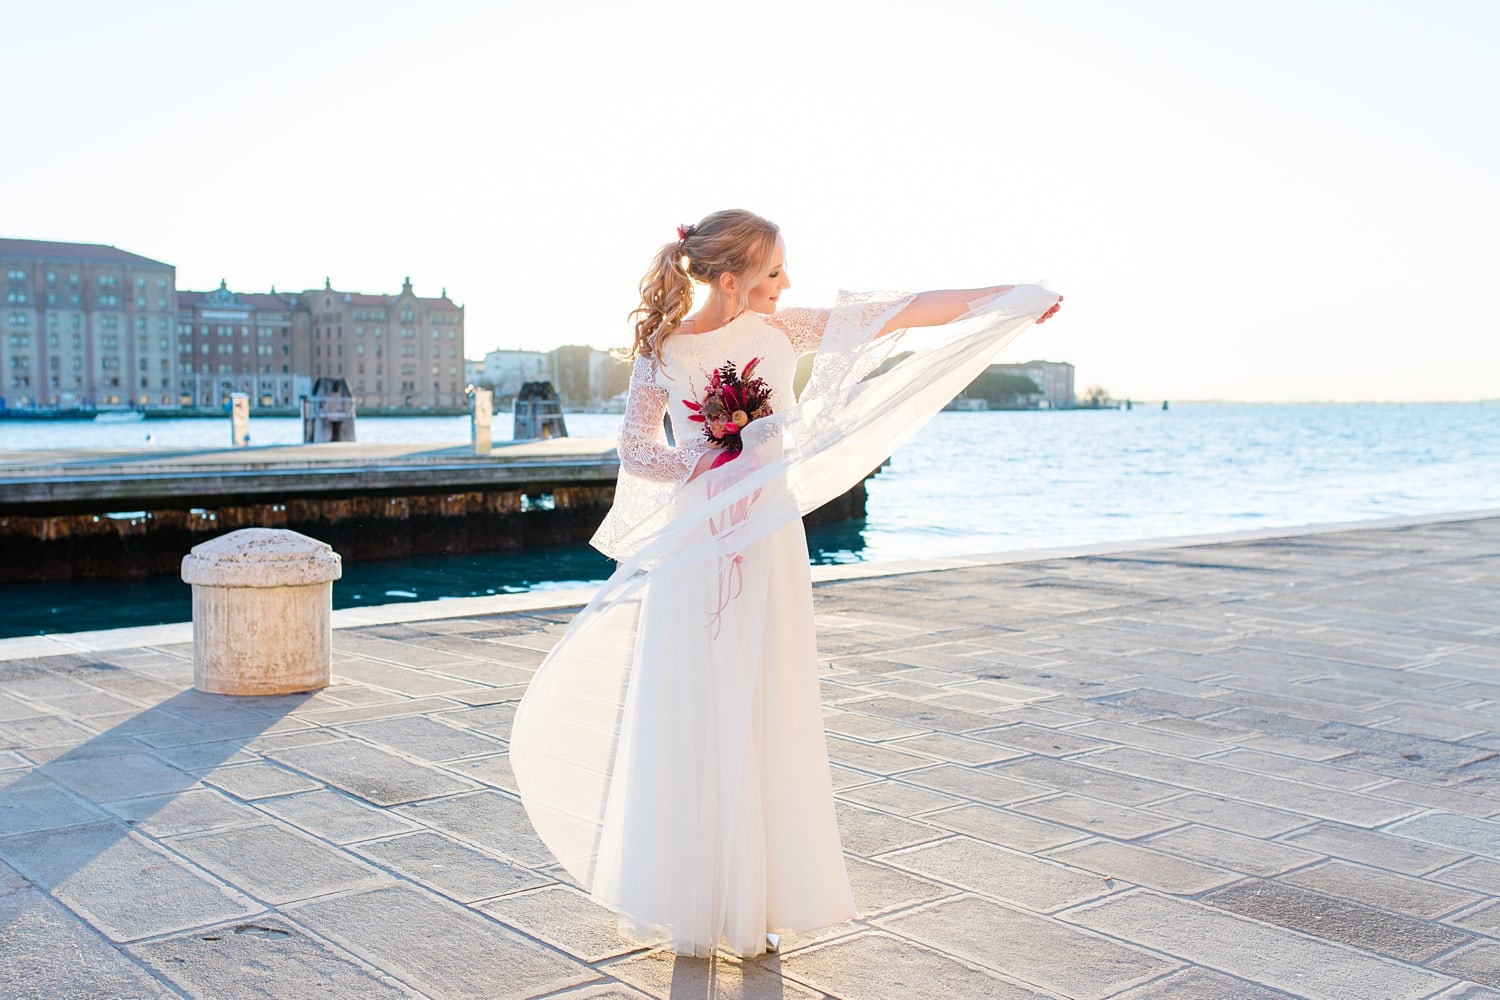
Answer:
[743, 236, 791, 314]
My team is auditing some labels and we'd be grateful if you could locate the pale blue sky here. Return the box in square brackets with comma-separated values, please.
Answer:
[7, 1, 1497, 400]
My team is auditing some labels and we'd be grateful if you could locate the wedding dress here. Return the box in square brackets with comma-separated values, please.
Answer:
[510, 285, 1058, 957]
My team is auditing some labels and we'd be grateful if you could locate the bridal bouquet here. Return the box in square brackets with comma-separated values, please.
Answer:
[684, 358, 773, 468]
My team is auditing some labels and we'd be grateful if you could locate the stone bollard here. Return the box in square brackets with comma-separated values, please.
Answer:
[181, 528, 342, 695]
[230, 392, 250, 447]
[472, 387, 493, 455]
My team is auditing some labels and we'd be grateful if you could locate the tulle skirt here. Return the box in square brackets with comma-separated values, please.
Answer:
[591, 512, 852, 957]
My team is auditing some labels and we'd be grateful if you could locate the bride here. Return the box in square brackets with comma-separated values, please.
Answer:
[510, 209, 1060, 958]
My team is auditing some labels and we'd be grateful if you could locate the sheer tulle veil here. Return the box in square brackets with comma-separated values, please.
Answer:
[510, 283, 1059, 889]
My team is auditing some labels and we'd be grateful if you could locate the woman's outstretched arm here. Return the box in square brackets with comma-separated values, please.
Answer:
[877, 286, 1062, 337]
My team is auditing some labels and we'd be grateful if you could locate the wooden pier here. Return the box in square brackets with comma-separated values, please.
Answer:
[0, 441, 870, 582]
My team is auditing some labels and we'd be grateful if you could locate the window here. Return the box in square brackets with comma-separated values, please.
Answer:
[6, 291, 27, 304]
[99, 274, 118, 286]
[5, 268, 24, 280]
[46, 272, 56, 284]
[101, 335, 119, 350]
[101, 316, 118, 329]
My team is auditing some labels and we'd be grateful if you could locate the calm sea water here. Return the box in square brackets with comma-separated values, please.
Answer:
[3, 403, 1497, 637]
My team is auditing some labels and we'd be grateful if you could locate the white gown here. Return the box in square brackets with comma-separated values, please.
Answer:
[510, 287, 1059, 958]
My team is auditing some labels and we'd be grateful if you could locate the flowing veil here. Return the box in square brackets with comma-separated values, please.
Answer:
[510, 283, 1060, 890]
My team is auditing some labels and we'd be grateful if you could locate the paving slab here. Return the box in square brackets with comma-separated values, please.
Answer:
[128, 915, 411, 998]
[0, 888, 176, 998]
[0, 820, 260, 942]
[1066, 889, 1456, 999]
[875, 894, 1174, 998]
[1204, 877, 1474, 963]
[291, 883, 595, 998]
[0, 514, 1496, 997]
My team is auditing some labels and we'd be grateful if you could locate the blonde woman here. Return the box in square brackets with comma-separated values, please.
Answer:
[511, 209, 1060, 958]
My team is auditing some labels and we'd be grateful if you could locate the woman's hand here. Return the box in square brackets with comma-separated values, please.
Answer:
[1037, 295, 1063, 324]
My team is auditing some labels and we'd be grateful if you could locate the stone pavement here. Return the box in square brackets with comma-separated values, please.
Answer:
[1, 515, 1497, 999]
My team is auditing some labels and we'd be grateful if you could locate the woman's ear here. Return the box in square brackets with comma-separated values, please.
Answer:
[717, 271, 739, 297]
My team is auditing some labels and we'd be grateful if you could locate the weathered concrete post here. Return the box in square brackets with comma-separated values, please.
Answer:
[472, 387, 493, 455]
[230, 393, 250, 447]
[181, 528, 342, 695]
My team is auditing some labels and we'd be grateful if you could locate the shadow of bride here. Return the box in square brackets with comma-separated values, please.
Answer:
[662, 951, 790, 1000]
[0, 653, 316, 938]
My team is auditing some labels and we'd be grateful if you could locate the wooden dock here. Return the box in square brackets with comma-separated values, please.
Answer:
[0, 441, 621, 582]
[0, 440, 619, 511]
[0, 440, 870, 582]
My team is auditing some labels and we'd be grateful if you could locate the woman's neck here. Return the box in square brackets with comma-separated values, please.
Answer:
[688, 291, 743, 333]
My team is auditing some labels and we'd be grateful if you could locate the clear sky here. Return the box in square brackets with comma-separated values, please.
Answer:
[7, 1, 1497, 401]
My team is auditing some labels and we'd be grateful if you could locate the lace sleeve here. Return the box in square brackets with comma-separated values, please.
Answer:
[764, 307, 831, 353]
[617, 355, 710, 484]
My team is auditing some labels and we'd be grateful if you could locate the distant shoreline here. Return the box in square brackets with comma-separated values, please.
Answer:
[0, 398, 1493, 423]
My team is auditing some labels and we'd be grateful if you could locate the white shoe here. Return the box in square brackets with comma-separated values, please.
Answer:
[765, 933, 780, 954]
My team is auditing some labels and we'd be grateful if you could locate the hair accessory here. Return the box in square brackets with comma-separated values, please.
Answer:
[676, 224, 688, 242]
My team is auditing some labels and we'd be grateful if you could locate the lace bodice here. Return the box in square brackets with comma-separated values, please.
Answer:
[617, 309, 827, 484]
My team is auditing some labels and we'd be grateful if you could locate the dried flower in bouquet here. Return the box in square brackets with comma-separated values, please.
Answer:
[683, 357, 774, 468]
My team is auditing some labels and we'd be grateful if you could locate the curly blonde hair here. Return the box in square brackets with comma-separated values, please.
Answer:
[627, 209, 780, 359]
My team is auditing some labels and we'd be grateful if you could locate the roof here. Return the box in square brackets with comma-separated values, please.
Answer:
[178, 284, 293, 313]
[0, 238, 172, 269]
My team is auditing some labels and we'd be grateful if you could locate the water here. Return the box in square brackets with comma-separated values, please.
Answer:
[3, 404, 1497, 637]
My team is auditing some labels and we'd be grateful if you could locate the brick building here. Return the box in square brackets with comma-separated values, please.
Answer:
[1, 237, 467, 413]
[177, 280, 302, 409]
[302, 277, 465, 410]
[0, 239, 177, 411]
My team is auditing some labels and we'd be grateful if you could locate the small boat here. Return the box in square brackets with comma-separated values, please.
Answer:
[94, 411, 146, 423]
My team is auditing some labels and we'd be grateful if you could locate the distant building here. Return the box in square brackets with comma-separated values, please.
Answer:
[477, 349, 551, 404]
[0, 238, 176, 411]
[990, 359, 1075, 409]
[177, 280, 302, 410]
[2, 238, 467, 413]
[548, 346, 629, 410]
[301, 277, 465, 411]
